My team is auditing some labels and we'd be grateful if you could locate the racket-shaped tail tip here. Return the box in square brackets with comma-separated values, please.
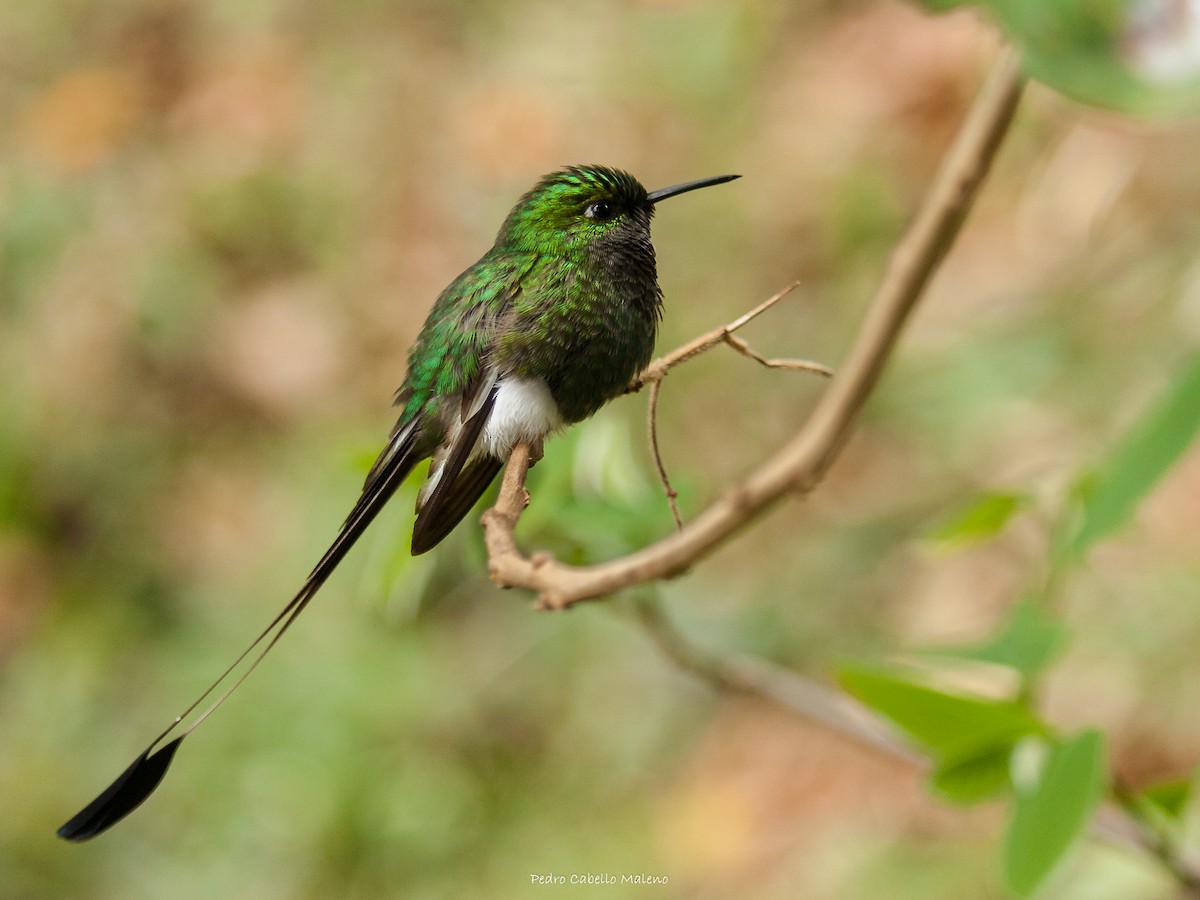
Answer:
[57, 737, 184, 842]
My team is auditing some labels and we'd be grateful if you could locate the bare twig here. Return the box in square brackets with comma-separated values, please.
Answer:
[483, 48, 1026, 611]
[642, 309, 830, 533]
[480, 441, 537, 578]
[722, 332, 833, 376]
[646, 380, 684, 531]
[638, 280, 828, 530]
[627, 280, 805, 392]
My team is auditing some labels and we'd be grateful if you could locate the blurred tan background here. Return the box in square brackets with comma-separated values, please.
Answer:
[3, 0, 1200, 897]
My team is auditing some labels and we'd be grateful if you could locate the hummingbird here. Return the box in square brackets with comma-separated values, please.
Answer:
[57, 164, 739, 841]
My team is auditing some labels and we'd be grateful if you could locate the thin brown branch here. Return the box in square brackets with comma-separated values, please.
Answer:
[722, 333, 833, 376]
[481, 441, 537, 578]
[646, 380, 684, 531]
[483, 47, 1027, 611]
[628, 280, 802, 392]
[639, 280, 826, 531]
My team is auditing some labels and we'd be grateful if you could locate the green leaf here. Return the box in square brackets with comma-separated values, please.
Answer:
[1140, 778, 1191, 821]
[1071, 353, 1200, 556]
[1011, 0, 1200, 116]
[1004, 730, 1107, 897]
[929, 491, 1025, 546]
[920, 602, 1069, 679]
[914, 0, 1200, 116]
[839, 665, 1043, 761]
[931, 745, 1014, 805]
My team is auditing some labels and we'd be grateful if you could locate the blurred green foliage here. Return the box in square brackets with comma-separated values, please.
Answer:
[1004, 730, 1106, 896]
[844, 337, 1200, 893]
[918, 0, 1200, 114]
[3, 0, 1200, 898]
[1069, 352, 1200, 557]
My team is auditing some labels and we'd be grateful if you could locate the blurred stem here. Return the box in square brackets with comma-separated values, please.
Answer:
[636, 591, 1200, 891]
[631, 592, 921, 763]
[1111, 786, 1200, 896]
[1034, 484, 1084, 612]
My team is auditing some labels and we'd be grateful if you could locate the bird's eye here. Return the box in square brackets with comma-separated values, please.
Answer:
[584, 200, 615, 221]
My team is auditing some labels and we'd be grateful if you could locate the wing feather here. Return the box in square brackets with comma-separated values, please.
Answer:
[411, 385, 501, 554]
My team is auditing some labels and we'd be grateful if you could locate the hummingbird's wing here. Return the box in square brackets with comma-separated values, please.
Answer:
[400, 254, 541, 554]
[412, 455, 502, 554]
[410, 377, 501, 554]
[58, 421, 425, 841]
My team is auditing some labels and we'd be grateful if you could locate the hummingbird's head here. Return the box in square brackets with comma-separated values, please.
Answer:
[496, 165, 653, 257]
[495, 165, 739, 258]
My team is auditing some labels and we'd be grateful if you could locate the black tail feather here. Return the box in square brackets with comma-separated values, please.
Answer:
[57, 739, 183, 842]
[57, 423, 423, 841]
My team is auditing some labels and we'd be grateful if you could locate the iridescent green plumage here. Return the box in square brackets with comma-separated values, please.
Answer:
[382, 165, 729, 552]
[398, 166, 661, 433]
[57, 165, 738, 842]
